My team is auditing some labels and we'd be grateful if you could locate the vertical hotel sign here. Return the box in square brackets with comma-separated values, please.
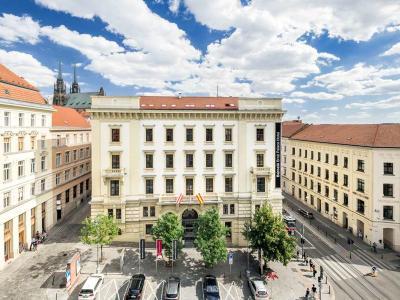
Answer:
[275, 122, 281, 188]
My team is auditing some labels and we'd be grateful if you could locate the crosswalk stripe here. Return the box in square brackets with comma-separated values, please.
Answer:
[329, 255, 359, 278]
[314, 258, 340, 281]
[323, 256, 352, 280]
[316, 257, 346, 281]
[354, 250, 395, 270]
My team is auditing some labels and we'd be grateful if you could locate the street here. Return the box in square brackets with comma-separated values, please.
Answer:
[284, 192, 400, 300]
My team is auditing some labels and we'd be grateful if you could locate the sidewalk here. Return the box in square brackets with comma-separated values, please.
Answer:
[283, 192, 400, 269]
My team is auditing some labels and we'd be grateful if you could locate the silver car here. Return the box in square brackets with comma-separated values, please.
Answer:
[163, 276, 180, 300]
[248, 277, 269, 300]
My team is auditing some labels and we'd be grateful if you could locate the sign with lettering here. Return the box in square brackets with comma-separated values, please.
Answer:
[156, 239, 162, 259]
[140, 239, 145, 260]
[275, 122, 281, 188]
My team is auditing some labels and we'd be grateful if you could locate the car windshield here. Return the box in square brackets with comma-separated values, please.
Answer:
[130, 279, 142, 290]
[80, 289, 93, 294]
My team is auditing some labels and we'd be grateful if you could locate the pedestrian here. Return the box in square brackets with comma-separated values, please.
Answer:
[309, 259, 313, 271]
[313, 267, 317, 278]
[297, 250, 300, 260]
[305, 288, 310, 299]
[372, 242, 377, 253]
[312, 284, 317, 296]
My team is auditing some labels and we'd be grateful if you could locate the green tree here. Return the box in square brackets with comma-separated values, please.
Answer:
[194, 208, 228, 268]
[152, 212, 184, 260]
[243, 204, 296, 273]
[80, 214, 119, 267]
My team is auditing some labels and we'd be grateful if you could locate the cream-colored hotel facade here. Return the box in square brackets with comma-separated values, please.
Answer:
[89, 96, 284, 246]
[282, 121, 400, 251]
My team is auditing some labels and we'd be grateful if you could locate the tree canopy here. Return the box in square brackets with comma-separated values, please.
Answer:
[194, 208, 228, 268]
[152, 212, 184, 259]
[243, 204, 296, 267]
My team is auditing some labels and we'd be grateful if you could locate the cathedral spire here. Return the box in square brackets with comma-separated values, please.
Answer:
[70, 64, 80, 94]
[53, 61, 67, 105]
[57, 61, 62, 80]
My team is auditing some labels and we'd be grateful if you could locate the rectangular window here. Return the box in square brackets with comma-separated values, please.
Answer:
[357, 199, 365, 214]
[225, 153, 233, 168]
[186, 153, 194, 168]
[65, 169, 70, 181]
[80, 182, 84, 194]
[256, 153, 264, 167]
[186, 178, 194, 195]
[56, 173, 61, 185]
[111, 128, 120, 142]
[225, 177, 233, 193]
[383, 206, 393, 220]
[317, 183, 321, 193]
[145, 179, 153, 194]
[65, 189, 70, 203]
[311, 151, 314, 160]
[344, 157, 348, 168]
[257, 177, 266, 192]
[305, 150, 308, 158]
[317, 152, 321, 161]
[108, 209, 113, 218]
[205, 128, 213, 142]
[73, 150, 77, 160]
[73, 167, 77, 177]
[143, 206, 149, 217]
[146, 153, 153, 169]
[383, 184, 393, 197]
[325, 153, 329, 163]
[30, 114, 35, 127]
[165, 154, 174, 169]
[292, 147, 295, 155]
[334, 155, 338, 166]
[325, 169, 329, 180]
[112, 154, 120, 169]
[79, 148, 84, 159]
[110, 180, 120, 196]
[165, 178, 174, 194]
[230, 204, 235, 214]
[304, 163, 308, 172]
[166, 128, 174, 142]
[256, 128, 264, 142]
[3, 137, 10, 153]
[225, 128, 232, 142]
[333, 189, 338, 201]
[116, 209, 121, 219]
[56, 153, 61, 167]
[150, 206, 155, 217]
[145, 128, 153, 142]
[343, 193, 348, 206]
[18, 113, 24, 127]
[357, 179, 365, 193]
[4, 111, 10, 126]
[73, 186, 77, 198]
[18, 187, 24, 202]
[18, 137, 24, 151]
[206, 153, 213, 168]
[86, 179, 89, 190]
[325, 202, 329, 213]
[31, 183, 35, 195]
[333, 171, 338, 183]
[40, 179, 46, 192]
[292, 159, 295, 168]
[357, 159, 365, 172]
[317, 167, 321, 177]
[343, 174, 348, 187]
[41, 115, 46, 127]
[3, 191, 10, 208]
[146, 224, 153, 235]
[325, 186, 329, 197]
[383, 163, 393, 175]
[18, 160, 24, 177]
[223, 204, 228, 214]
[186, 128, 193, 142]
[225, 222, 232, 238]
[206, 177, 214, 193]
[311, 165, 314, 175]
[299, 149, 302, 157]
[65, 151, 70, 163]
[310, 180, 314, 190]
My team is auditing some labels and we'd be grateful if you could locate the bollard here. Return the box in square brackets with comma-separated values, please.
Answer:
[329, 285, 331, 294]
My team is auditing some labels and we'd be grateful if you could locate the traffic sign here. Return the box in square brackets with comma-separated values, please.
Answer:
[140, 239, 145, 259]
[172, 240, 178, 261]
[228, 252, 233, 265]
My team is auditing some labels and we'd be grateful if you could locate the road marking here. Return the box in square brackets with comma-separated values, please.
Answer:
[329, 255, 358, 278]
[314, 258, 340, 281]
[353, 249, 395, 271]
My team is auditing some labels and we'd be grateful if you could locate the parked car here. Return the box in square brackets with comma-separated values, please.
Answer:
[248, 277, 269, 300]
[126, 274, 145, 299]
[78, 273, 104, 300]
[163, 276, 180, 300]
[203, 275, 220, 300]
[298, 208, 314, 219]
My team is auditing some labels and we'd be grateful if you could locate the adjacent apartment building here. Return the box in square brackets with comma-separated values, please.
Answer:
[0, 64, 92, 269]
[282, 120, 400, 251]
[90, 96, 284, 246]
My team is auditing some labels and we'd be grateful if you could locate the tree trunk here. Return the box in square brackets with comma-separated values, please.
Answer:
[258, 248, 263, 275]
[100, 245, 103, 262]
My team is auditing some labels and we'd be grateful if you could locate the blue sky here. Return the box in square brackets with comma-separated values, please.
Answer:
[1, 0, 400, 123]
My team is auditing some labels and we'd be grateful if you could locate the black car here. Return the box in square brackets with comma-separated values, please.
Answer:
[298, 208, 314, 219]
[126, 274, 145, 299]
[203, 275, 220, 300]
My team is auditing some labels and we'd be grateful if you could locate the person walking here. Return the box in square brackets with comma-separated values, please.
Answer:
[297, 250, 300, 261]
[372, 242, 377, 253]
[309, 259, 313, 271]
[305, 288, 310, 299]
[312, 284, 317, 296]
[312, 265, 317, 278]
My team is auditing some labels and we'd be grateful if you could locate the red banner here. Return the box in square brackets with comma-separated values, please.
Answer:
[156, 239, 162, 258]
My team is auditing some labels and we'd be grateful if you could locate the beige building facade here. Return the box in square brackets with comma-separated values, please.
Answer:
[90, 96, 284, 246]
[282, 121, 400, 251]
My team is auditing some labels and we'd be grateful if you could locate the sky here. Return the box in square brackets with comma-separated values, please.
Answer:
[1, 0, 400, 123]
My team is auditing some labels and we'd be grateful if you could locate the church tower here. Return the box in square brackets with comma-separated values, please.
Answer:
[70, 64, 80, 94]
[53, 61, 67, 105]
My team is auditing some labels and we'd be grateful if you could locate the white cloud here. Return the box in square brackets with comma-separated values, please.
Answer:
[0, 49, 55, 87]
[168, 0, 181, 13]
[328, 113, 337, 117]
[381, 42, 400, 56]
[347, 111, 371, 119]
[40, 25, 124, 58]
[345, 96, 400, 110]
[283, 98, 306, 104]
[290, 91, 343, 101]
[322, 106, 339, 111]
[0, 13, 41, 44]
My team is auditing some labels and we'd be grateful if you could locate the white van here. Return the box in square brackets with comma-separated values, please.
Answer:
[78, 274, 104, 300]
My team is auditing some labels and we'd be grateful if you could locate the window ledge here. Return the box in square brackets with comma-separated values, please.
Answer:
[383, 174, 394, 176]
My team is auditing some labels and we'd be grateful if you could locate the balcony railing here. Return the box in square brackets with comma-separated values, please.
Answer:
[103, 168, 125, 178]
[250, 167, 272, 175]
[158, 193, 220, 205]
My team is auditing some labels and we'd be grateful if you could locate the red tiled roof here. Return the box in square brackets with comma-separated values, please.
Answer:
[0, 64, 47, 105]
[139, 96, 239, 110]
[290, 124, 400, 148]
[282, 120, 309, 138]
[52, 105, 90, 129]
